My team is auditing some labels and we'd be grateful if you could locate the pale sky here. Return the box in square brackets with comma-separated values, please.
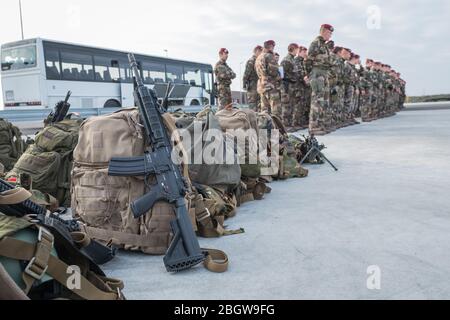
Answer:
[1, 0, 450, 107]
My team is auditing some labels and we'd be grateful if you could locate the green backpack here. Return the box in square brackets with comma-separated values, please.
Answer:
[6, 119, 82, 206]
[0, 118, 24, 172]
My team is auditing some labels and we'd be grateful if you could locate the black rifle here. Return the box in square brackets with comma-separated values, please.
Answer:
[299, 135, 338, 172]
[47, 91, 72, 125]
[0, 178, 116, 265]
[108, 53, 205, 272]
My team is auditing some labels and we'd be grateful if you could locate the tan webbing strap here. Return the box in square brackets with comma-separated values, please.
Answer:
[194, 195, 244, 238]
[0, 188, 32, 205]
[21, 226, 54, 294]
[84, 226, 169, 249]
[0, 237, 120, 300]
[202, 248, 229, 273]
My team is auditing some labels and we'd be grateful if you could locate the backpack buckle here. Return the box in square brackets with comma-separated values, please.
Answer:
[197, 208, 211, 222]
[24, 227, 54, 281]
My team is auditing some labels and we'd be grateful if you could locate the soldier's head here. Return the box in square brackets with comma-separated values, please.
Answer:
[320, 24, 334, 41]
[253, 45, 263, 57]
[350, 54, 359, 65]
[298, 46, 308, 58]
[288, 43, 299, 56]
[366, 59, 374, 68]
[333, 46, 342, 55]
[274, 52, 280, 63]
[219, 48, 229, 61]
[264, 40, 276, 52]
[342, 48, 352, 60]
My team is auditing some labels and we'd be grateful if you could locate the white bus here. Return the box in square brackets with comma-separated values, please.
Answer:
[1, 38, 215, 109]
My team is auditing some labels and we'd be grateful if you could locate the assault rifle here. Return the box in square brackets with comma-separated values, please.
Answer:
[299, 135, 338, 172]
[0, 178, 116, 265]
[46, 91, 72, 125]
[108, 53, 206, 272]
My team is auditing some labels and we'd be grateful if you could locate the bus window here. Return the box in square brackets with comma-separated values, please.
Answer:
[94, 56, 120, 82]
[61, 51, 94, 81]
[1, 45, 37, 71]
[141, 61, 165, 84]
[118, 60, 132, 83]
[166, 64, 184, 84]
[202, 69, 213, 93]
[44, 48, 61, 80]
[183, 66, 201, 87]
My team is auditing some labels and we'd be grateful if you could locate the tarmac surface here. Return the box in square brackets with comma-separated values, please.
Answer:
[102, 108, 450, 300]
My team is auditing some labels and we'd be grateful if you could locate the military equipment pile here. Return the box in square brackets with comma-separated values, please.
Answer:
[0, 27, 406, 299]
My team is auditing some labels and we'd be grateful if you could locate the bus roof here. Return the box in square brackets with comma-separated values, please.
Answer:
[1, 37, 213, 69]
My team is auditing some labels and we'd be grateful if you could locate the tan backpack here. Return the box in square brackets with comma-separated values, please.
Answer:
[71, 108, 188, 255]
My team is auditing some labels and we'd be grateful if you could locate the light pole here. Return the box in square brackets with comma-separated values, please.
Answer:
[19, 0, 24, 40]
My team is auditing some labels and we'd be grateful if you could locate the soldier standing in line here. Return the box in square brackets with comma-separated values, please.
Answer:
[214, 48, 236, 110]
[349, 53, 361, 123]
[360, 59, 375, 122]
[330, 46, 346, 128]
[281, 43, 300, 130]
[243, 45, 263, 111]
[326, 40, 338, 131]
[307, 24, 334, 135]
[342, 48, 355, 126]
[255, 40, 283, 118]
[296, 46, 311, 128]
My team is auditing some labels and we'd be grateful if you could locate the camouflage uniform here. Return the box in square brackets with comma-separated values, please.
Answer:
[360, 66, 374, 121]
[243, 55, 260, 111]
[281, 53, 299, 127]
[255, 49, 282, 118]
[329, 53, 345, 128]
[293, 56, 308, 127]
[307, 36, 332, 133]
[342, 61, 355, 124]
[214, 60, 236, 109]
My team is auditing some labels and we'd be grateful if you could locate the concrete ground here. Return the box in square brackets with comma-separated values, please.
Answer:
[102, 109, 450, 300]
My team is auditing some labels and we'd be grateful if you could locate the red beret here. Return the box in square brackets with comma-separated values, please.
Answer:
[254, 45, 263, 51]
[354, 54, 360, 59]
[288, 43, 299, 51]
[219, 48, 229, 54]
[298, 46, 307, 51]
[264, 40, 276, 48]
[321, 24, 334, 32]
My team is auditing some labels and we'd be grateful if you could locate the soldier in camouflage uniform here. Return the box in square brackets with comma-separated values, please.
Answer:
[243, 45, 263, 111]
[275, 52, 289, 120]
[295, 46, 310, 128]
[281, 43, 300, 129]
[349, 53, 362, 122]
[330, 46, 346, 128]
[255, 40, 283, 118]
[214, 48, 236, 110]
[307, 24, 334, 135]
[342, 48, 355, 126]
[360, 59, 375, 122]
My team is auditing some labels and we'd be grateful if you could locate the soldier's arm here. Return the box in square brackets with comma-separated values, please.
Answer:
[243, 60, 253, 83]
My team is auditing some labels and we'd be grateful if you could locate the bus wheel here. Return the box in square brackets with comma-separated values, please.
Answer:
[104, 99, 121, 108]
[190, 99, 200, 106]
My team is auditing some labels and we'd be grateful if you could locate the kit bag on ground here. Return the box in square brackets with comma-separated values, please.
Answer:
[72, 108, 189, 255]
[0, 118, 25, 172]
[173, 108, 243, 237]
[215, 108, 271, 203]
[0, 188, 124, 300]
[6, 119, 82, 207]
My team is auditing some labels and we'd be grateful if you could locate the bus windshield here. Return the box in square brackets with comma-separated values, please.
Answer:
[1, 45, 37, 71]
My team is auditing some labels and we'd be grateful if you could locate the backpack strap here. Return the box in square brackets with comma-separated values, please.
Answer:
[0, 232, 122, 300]
[202, 248, 229, 273]
[82, 225, 171, 250]
[0, 188, 32, 205]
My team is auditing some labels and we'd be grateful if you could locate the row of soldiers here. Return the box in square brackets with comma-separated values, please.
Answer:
[214, 24, 407, 135]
